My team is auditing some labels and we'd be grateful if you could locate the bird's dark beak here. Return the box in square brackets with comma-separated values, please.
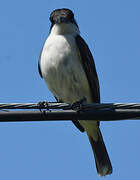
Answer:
[55, 16, 68, 24]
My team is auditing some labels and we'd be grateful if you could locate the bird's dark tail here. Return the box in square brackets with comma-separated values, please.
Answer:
[88, 128, 112, 176]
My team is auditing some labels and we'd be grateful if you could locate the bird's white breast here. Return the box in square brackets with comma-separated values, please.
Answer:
[40, 32, 92, 103]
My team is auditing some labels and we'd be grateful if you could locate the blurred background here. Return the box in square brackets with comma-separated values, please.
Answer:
[0, 0, 140, 179]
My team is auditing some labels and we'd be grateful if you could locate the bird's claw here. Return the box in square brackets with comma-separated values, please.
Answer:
[37, 101, 50, 112]
[71, 97, 87, 111]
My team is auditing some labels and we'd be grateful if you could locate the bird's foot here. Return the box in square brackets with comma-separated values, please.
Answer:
[37, 101, 51, 112]
[71, 97, 87, 111]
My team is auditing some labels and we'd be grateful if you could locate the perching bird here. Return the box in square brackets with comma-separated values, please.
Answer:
[38, 8, 112, 176]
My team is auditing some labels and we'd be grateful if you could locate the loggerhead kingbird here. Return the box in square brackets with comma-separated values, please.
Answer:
[38, 8, 112, 176]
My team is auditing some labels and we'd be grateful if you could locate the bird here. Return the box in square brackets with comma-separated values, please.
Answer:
[38, 8, 112, 176]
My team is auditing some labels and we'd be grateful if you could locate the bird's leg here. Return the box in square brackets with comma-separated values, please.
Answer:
[71, 97, 86, 133]
[37, 101, 51, 112]
[71, 97, 87, 111]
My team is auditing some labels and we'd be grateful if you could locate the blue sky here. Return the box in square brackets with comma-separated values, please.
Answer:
[0, 0, 140, 179]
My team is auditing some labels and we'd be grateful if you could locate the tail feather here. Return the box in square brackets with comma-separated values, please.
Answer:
[88, 128, 112, 176]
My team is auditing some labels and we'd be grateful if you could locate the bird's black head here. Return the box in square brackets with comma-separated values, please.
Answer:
[50, 8, 78, 28]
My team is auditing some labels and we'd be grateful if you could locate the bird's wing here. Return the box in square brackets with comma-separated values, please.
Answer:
[38, 46, 43, 78]
[75, 35, 100, 103]
[54, 97, 85, 133]
[38, 61, 43, 78]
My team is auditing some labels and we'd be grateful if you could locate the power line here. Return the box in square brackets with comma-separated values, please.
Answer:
[0, 102, 140, 122]
[1, 102, 140, 110]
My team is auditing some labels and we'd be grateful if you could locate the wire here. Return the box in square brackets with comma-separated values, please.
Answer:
[0, 102, 140, 110]
[0, 102, 140, 122]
